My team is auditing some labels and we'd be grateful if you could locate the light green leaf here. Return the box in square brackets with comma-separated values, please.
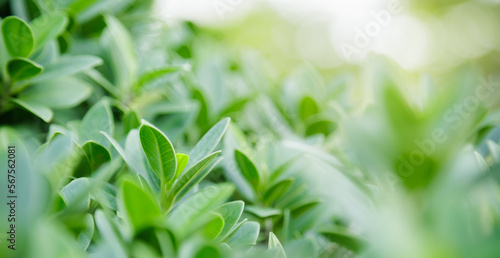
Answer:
[234, 149, 260, 192]
[29, 55, 102, 82]
[175, 153, 189, 180]
[119, 179, 161, 234]
[80, 101, 114, 148]
[228, 221, 260, 249]
[102, 15, 137, 90]
[30, 11, 68, 53]
[6, 57, 42, 81]
[202, 213, 225, 240]
[245, 205, 282, 218]
[91, 182, 117, 211]
[268, 232, 286, 258]
[167, 184, 234, 235]
[139, 124, 177, 182]
[169, 151, 221, 203]
[188, 118, 230, 168]
[94, 210, 127, 257]
[213, 201, 245, 242]
[137, 66, 183, 88]
[299, 96, 319, 121]
[17, 76, 92, 109]
[11, 98, 53, 122]
[77, 214, 94, 251]
[59, 178, 90, 210]
[263, 179, 294, 205]
[1, 16, 33, 57]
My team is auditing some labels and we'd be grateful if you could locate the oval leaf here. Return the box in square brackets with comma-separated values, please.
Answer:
[139, 124, 177, 182]
[7, 57, 42, 82]
[234, 149, 260, 192]
[2, 16, 33, 57]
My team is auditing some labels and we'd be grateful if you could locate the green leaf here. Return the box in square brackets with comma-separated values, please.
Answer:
[11, 98, 53, 122]
[30, 11, 68, 53]
[289, 198, 322, 217]
[29, 55, 102, 83]
[94, 210, 127, 257]
[319, 228, 367, 253]
[91, 182, 117, 211]
[123, 110, 141, 132]
[139, 124, 177, 182]
[299, 96, 319, 121]
[245, 205, 282, 218]
[175, 153, 189, 180]
[81, 141, 111, 171]
[188, 118, 230, 168]
[17, 76, 92, 109]
[169, 151, 221, 203]
[137, 66, 183, 87]
[1, 16, 33, 57]
[268, 232, 286, 258]
[59, 178, 90, 210]
[263, 179, 294, 205]
[77, 214, 94, 251]
[202, 213, 225, 240]
[213, 201, 245, 242]
[234, 149, 260, 191]
[195, 245, 221, 258]
[80, 100, 114, 148]
[102, 15, 137, 90]
[119, 179, 161, 234]
[228, 221, 260, 249]
[167, 184, 234, 236]
[7, 57, 42, 81]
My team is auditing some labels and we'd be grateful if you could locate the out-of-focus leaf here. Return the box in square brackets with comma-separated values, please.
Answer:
[188, 117, 230, 168]
[30, 11, 68, 53]
[77, 213, 94, 251]
[10, 98, 52, 122]
[92, 182, 117, 211]
[140, 124, 177, 183]
[7, 57, 42, 81]
[319, 228, 367, 253]
[299, 96, 319, 121]
[94, 210, 127, 257]
[263, 178, 294, 205]
[119, 179, 161, 234]
[59, 178, 90, 210]
[202, 213, 225, 240]
[213, 201, 245, 242]
[283, 239, 315, 258]
[268, 232, 286, 258]
[137, 66, 183, 87]
[195, 245, 221, 258]
[17, 76, 92, 109]
[80, 100, 113, 148]
[81, 141, 111, 171]
[245, 205, 282, 218]
[1, 16, 33, 57]
[228, 221, 260, 249]
[123, 110, 141, 132]
[167, 184, 234, 236]
[234, 149, 260, 192]
[102, 15, 137, 90]
[29, 55, 102, 82]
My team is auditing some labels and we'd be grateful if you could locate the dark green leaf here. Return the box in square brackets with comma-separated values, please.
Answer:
[234, 149, 260, 192]
[7, 57, 42, 81]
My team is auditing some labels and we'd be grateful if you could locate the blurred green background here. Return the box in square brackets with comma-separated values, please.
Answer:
[1, 0, 500, 257]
